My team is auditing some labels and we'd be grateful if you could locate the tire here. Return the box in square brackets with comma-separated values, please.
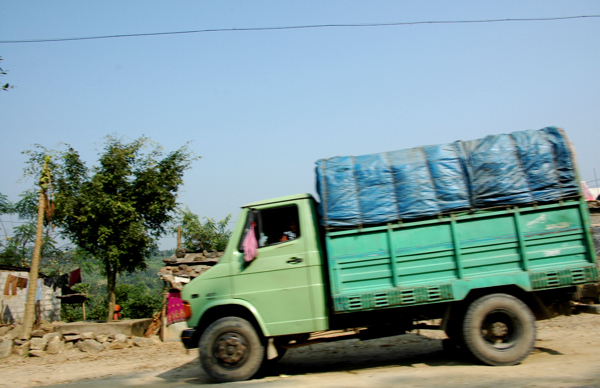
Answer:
[462, 293, 536, 366]
[199, 317, 265, 382]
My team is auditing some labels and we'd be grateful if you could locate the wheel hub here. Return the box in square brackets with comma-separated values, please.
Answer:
[216, 334, 247, 364]
[490, 322, 509, 338]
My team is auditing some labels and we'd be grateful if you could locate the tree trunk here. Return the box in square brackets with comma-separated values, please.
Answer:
[106, 265, 116, 322]
[21, 187, 46, 339]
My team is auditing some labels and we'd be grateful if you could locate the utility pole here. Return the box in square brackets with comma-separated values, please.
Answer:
[21, 157, 51, 339]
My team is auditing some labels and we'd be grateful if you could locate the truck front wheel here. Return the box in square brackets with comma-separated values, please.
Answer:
[462, 293, 536, 366]
[199, 317, 265, 382]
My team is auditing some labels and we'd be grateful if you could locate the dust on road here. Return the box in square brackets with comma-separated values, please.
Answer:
[2, 314, 600, 388]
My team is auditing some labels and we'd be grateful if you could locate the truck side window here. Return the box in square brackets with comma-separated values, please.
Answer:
[238, 205, 301, 251]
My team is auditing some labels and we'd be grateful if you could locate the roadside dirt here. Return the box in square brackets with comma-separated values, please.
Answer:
[2, 313, 600, 388]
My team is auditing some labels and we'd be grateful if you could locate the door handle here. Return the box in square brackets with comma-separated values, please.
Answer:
[286, 257, 303, 264]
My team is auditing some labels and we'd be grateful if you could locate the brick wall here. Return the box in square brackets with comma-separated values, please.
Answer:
[1, 270, 62, 324]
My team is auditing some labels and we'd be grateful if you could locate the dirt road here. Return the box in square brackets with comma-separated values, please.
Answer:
[2, 313, 600, 388]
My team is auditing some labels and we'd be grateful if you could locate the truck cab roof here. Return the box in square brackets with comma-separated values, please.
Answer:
[242, 193, 316, 208]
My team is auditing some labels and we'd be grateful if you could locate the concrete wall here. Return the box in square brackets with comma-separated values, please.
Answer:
[1, 270, 61, 324]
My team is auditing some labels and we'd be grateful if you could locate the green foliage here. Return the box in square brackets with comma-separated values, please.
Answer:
[176, 207, 231, 252]
[60, 251, 168, 322]
[0, 190, 75, 275]
[24, 137, 197, 320]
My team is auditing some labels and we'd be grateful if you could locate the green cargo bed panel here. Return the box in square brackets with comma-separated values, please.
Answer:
[326, 200, 598, 313]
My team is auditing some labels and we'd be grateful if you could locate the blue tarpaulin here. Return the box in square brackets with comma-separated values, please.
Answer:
[316, 127, 580, 227]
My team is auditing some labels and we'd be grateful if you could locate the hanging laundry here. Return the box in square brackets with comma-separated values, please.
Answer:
[166, 291, 186, 326]
[3, 274, 17, 295]
[16, 277, 28, 290]
[35, 278, 43, 302]
[43, 277, 54, 288]
[69, 269, 82, 288]
[52, 273, 69, 292]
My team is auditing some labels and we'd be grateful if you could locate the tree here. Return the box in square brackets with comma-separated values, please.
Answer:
[0, 190, 73, 274]
[21, 158, 51, 339]
[176, 207, 231, 252]
[1, 57, 14, 91]
[26, 137, 197, 321]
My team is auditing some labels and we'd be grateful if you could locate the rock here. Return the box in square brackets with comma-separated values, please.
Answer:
[65, 342, 74, 350]
[126, 339, 134, 348]
[11, 324, 23, 338]
[30, 329, 46, 338]
[81, 332, 95, 340]
[29, 337, 48, 351]
[149, 335, 162, 344]
[13, 341, 29, 357]
[46, 337, 65, 355]
[5, 326, 22, 341]
[108, 341, 126, 350]
[132, 337, 155, 347]
[43, 332, 62, 341]
[39, 322, 55, 332]
[29, 350, 46, 357]
[114, 334, 128, 343]
[63, 334, 82, 342]
[102, 342, 111, 350]
[78, 339, 104, 353]
[95, 334, 109, 343]
[0, 340, 13, 359]
[0, 326, 12, 336]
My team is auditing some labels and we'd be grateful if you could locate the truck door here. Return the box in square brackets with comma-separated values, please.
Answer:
[233, 204, 315, 336]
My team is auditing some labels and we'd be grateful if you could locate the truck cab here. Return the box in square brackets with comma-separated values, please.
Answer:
[180, 194, 328, 381]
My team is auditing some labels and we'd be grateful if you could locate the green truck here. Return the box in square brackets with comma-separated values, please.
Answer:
[180, 127, 598, 382]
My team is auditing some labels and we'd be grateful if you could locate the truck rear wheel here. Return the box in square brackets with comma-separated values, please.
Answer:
[199, 317, 265, 382]
[462, 293, 536, 366]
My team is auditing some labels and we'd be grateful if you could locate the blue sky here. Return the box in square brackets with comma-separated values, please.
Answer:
[1, 1, 599, 247]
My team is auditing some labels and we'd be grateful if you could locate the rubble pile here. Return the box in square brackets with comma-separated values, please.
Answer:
[159, 249, 223, 290]
[0, 323, 157, 359]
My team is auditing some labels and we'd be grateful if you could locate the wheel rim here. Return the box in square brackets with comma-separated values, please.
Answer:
[480, 308, 521, 351]
[213, 331, 249, 369]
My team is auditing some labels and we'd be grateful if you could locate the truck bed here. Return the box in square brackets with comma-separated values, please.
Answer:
[326, 199, 598, 313]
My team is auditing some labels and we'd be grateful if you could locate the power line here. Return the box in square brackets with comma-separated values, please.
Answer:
[1, 15, 599, 44]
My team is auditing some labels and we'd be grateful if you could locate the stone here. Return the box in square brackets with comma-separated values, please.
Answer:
[149, 335, 162, 344]
[46, 337, 65, 355]
[11, 324, 23, 338]
[64, 334, 82, 342]
[43, 332, 62, 341]
[78, 339, 104, 353]
[95, 334, 109, 343]
[65, 341, 74, 350]
[81, 332, 95, 340]
[13, 341, 30, 357]
[0, 326, 12, 336]
[132, 337, 155, 347]
[29, 350, 46, 357]
[30, 330, 46, 338]
[39, 322, 55, 332]
[114, 334, 128, 343]
[108, 341, 126, 350]
[125, 339, 134, 348]
[29, 337, 48, 351]
[102, 342, 111, 350]
[0, 340, 13, 359]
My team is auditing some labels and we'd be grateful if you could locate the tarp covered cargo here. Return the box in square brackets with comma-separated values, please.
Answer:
[316, 127, 580, 227]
